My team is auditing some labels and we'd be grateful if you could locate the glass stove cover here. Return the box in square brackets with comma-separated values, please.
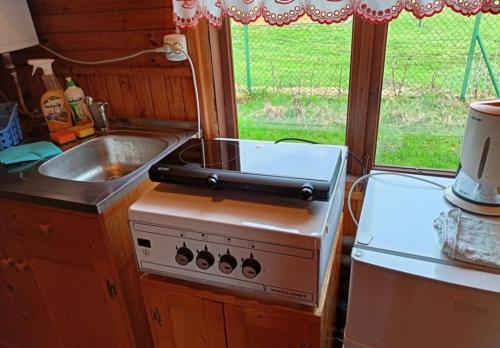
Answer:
[157, 139, 342, 182]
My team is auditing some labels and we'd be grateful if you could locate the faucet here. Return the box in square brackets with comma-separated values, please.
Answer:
[85, 96, 109, 134]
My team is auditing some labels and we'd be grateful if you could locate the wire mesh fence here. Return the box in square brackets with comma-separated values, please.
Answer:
[231, 18, 353, 145]
[232, 20, 352, 94]
[232, 11, 499, 100]
[383, 11, 499, 100]
[232, 10, 500, 98]
[231, 10, 500, 169]
[376, 10, 499, 170]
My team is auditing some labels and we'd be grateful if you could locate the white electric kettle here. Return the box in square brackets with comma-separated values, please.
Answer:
[445, 99, 500, 216]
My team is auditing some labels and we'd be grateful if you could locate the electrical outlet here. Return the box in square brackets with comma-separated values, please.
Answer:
[163, 34, 188, 62]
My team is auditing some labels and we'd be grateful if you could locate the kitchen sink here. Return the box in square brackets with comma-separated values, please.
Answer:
[38, 134, 169, 182]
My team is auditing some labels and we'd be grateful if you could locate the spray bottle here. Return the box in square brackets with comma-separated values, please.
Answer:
[27, 59, 73, 131]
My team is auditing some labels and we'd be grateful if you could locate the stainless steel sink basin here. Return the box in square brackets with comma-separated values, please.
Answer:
[39, 134, 168, 182]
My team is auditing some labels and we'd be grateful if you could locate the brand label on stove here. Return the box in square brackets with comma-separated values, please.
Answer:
[265, 286, 313, 302]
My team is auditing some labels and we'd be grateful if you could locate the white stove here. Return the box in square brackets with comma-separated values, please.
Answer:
[128, 146, 347, 306]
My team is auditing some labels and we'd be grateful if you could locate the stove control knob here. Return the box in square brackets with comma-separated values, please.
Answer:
[205, 174, 219, 190]
[242, 255, 261, 279]
[175, 244, 194, 266]
[219, 253, 237, 274]
[299, 184, 314, 201]
[196, 249, 215, 270]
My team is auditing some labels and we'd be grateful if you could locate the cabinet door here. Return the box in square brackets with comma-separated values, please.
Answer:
[142, 281, 226, 348]
[0, 239, 55, 348]
[224, 304, 319, 348]
[24, 242, 134, 348]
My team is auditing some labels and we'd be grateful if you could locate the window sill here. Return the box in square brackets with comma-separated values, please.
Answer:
[372, 165, 456, 178]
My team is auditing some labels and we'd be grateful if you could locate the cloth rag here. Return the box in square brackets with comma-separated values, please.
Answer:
[0, 141, 62, 165]
[433, 208, 500, 269]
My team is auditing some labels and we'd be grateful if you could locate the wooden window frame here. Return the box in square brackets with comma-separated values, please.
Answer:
[345, 17, 388, 176]
[209, 17, 455, 177]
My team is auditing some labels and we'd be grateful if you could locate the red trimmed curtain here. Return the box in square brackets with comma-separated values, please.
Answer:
[173, 0, 500, 28]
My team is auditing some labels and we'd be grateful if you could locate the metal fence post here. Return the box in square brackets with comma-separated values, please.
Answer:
[460, 14, 499, 100]
[243, 25, 252, 93]
[477, 31, 500, 98]
[460, 14, 481, 101]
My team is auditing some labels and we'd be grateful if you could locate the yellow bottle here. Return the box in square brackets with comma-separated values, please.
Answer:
[27, 59, 73, 132]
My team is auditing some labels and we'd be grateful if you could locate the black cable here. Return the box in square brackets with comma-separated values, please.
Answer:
[274, 138, 367, 175]
[348, 151, 363, 167]
[274, 137, 318, 144]
[276, 138, 365, 168]
[348, 151, 368, 176]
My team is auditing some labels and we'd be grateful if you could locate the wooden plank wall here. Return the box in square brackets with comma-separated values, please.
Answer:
[0, 0, 197, 122]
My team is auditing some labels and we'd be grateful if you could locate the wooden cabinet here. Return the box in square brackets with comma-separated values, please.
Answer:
[142, 283, 226, 348]
[27, 250, 131, 348]
[224, 304, 319, 348]
[0, 239, 54, 348]
[0, 180, 155, 348]
[141, 219, 343, 348]
[142, 279, 327, 348]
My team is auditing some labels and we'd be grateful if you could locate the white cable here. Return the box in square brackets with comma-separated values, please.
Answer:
[39, 44, 165, 65]
[39, 43, 202, 138]
[348, 172, 447, 227]
[179, 47, 202, 139]
[39, 42, 201, 137]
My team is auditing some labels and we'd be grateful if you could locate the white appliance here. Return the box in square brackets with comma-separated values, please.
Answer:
[1, 0, 39, 117]
[0, 0, 38, 54]
[129, 146, 346, 306]
[345, 173, 500, 348]
[445, 99, 500, 216]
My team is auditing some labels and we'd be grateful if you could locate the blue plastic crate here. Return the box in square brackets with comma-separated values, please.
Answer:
[0, 103, 22, 151]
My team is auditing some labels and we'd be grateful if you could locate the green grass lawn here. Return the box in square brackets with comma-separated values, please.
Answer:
[230, 10, 500, 171]
[237, 92, 465, 170]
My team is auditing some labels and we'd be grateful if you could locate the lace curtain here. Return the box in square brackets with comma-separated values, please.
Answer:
[173, 0, 499, 28]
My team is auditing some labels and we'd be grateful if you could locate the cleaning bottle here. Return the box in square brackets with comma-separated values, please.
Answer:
[27, 59, 73, 132]
[64, 77, 94, 126]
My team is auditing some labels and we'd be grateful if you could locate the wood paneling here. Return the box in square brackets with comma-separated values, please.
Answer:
[39, 30, 167, 51]
[33, 8, 175, 33]
[0, 0, 214, 126]
[28, 0, 171, 15]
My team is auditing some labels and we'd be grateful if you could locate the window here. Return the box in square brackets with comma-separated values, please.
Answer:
[216, 12, 496, 176]
[230, 19, 352, 144]
[376, 10, 499, 171]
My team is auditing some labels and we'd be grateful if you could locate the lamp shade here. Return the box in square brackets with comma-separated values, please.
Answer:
[0, 0, 38, 54]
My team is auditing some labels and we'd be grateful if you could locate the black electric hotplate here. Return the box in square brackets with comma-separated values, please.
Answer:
[149, 139, 344, 201]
